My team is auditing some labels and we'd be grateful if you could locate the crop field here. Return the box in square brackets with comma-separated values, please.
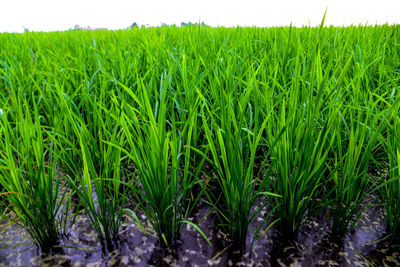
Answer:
[0, 23, 399, 266]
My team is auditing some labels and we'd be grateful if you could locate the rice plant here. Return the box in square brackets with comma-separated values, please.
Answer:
[196, 80, 276, 246]
[266, 96, 335, 238]
[0, 98, 71, 252]
[380, 108, 400, 242]
[58, 91, 129, 250]
[119, 73, 208, 248]
[328, 97, 383, 241]
[264, 49, 337, 238]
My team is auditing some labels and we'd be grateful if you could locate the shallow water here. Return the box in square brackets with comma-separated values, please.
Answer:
[1, 198, 399, 266]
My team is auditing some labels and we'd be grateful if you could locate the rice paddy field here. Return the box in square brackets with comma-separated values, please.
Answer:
[0, 23, 400, 266]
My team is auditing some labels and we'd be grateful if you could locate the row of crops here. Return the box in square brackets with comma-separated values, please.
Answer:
[0, 24, 399, 256]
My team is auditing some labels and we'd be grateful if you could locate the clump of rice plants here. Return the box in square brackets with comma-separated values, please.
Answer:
[58, 91, 129, 250]
[197, 84, 276, 247]
[264, 53, 336, 238]
[0, 99, 71, 252]
[328, 98, 383, 241]
[265, 94, 334, 238]
[119, 73, 208, 248]
[381, 108, 400, 242]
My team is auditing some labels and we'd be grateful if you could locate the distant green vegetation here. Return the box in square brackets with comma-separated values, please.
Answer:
[0, 23, 399, 252]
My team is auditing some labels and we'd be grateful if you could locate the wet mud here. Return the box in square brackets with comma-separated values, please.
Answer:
[1, 197, 399, 266]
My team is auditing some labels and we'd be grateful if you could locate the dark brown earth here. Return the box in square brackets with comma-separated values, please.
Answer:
[1, 197, 399, 266]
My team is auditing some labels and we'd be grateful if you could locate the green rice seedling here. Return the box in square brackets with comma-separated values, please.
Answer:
[194, 71, 279, 247]
[0, 99, 71, 252]
[165, 51, 208, 167]
[264, 49, 336, 238]
[266, 96, 335, 238]
[184, 45, 280, 246]
[0, 108, 3, 196]
[59, 93, 129, 250]
[328, 102, 382, 241]
[380, 111, 400, 242]
[118, 73, 208, 248]
[51, 87, 84, 179]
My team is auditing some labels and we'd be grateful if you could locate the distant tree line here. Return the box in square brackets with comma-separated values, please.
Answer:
[128, 21, 209, 29]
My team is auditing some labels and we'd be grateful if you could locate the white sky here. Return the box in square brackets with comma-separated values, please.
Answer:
[1, 0, 399, 32]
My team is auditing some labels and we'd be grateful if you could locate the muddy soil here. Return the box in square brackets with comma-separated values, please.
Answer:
[1, 197, 399, 266]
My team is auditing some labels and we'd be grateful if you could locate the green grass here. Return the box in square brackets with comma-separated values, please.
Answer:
[0, 24, 399, 252]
